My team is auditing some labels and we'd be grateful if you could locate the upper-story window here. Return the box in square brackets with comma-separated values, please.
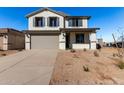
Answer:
[34, 17, 45, 27]
[48, 17, 59, 27]
[68, 18, 82, 27]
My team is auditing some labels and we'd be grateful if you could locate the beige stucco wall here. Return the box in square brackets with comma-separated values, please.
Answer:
[84, 33, 90, 43]
[0, 35, 3, 50]
[8, 33, 25, 50]
[90, 33, 96, 49]
[59, 32, 66, 50]
[28, 10, 64, 30]
[25, 34, 31, 50]
[70, 32, 75, 48]
[0, 29, 25, 50]
[3, 35, 8, 50]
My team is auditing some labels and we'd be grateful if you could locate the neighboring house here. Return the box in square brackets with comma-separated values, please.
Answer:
[97, 38, 105, 47]
[0, 28, 25, 50]
[24, 8, 100, 50]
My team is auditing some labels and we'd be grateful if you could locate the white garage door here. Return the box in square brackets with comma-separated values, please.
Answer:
[31, 35, 59, 49]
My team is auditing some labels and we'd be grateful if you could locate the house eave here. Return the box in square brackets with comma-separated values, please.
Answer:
[0, 28, 24, 36]
[65, 16, 91, 19]
[60, 28, 100, 33]
[23, 30, 61, 35]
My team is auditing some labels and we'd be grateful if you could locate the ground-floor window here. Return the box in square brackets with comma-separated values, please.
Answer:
[76, 34, 84, 43]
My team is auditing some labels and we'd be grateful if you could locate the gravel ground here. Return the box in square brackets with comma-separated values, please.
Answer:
[50, 48, 124, 85]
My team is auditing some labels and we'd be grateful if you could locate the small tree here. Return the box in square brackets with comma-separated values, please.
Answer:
[112, 27, 124, 58]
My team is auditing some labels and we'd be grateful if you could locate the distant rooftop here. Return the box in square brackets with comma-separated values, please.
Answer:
[0, 28, 23, 34]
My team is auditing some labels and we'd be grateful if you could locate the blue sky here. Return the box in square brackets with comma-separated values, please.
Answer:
[0, 7, 124, 42]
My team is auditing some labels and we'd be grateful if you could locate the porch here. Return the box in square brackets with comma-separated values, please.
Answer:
[60, 28, 100, 50]
[66, 32, 90, 49]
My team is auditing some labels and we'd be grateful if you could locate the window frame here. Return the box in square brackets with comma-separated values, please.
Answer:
[48, 17, 59, 27]
[34, 17, 45, 27]
[68, 18, 82, 27]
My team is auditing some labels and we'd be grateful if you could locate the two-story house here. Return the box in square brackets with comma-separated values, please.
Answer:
[24, 8, 100, 50]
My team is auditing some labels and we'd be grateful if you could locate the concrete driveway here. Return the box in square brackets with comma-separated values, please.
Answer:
[0, 49, 58, 85]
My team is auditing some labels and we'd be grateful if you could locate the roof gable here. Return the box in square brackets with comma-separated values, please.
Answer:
[26, 8, 68, 18]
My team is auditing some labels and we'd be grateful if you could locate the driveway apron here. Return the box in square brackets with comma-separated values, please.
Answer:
[0, 49, 58, 85]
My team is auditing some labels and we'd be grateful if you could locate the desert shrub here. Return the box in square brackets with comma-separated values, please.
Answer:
[113, 53, 117, 57]
[113, 53, 123, 58]
[96, 44, 101, 50]
[70, 49, 76, 53]
[65, 79, 69, 82]
[118, 54, 123, 58]
[117, 60, 124, 69]
[94, 50, 99, 57]
[65, 63, 72, 65]
[83, 66, 89, 72]
[0, 49, 4, 51]
[1, 53, 6, 56]
[83, 48, 87, 52]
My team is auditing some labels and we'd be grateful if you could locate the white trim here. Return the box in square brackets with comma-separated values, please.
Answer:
[72, 44, 90, 49]
[25, 34, 31, 50]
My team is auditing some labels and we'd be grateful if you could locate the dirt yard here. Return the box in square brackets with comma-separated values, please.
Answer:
[0, 50, 20, 57]
[50, 48, 124, 85]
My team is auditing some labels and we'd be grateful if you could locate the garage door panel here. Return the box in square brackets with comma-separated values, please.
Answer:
[31, 35, 59, 49]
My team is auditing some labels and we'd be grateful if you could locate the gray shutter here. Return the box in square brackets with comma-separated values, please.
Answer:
[43, 17, 45, 27]
[57, 17, 59, 26]
[47, 17, 49, 26]
[33, 17, 35, 27]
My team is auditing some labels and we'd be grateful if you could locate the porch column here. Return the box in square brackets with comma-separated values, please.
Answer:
[59, 32, 66, 50]
[25, 34, 31, 50]
[90, 33, 97, 49]
[70, 32, 75, 48]
[3, 34, 8, 50]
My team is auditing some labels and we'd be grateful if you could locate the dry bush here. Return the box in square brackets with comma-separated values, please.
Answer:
[83, 65, 89, 72]
[83, 48, 87, 52]
[113, 53, 117, 57]
[0, 50, 4, 51]
[94, 50, 99, 57]
[118, 54, 123, 58]
[65, 63, 72, 65]
[117, 60, 124, 69]
[70, 49, 76, 53]
[1, 53, 7, 56]
[113, 53, 123, 58]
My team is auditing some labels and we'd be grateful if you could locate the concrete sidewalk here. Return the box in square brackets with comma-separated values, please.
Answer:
[0, 49, 58, 85]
